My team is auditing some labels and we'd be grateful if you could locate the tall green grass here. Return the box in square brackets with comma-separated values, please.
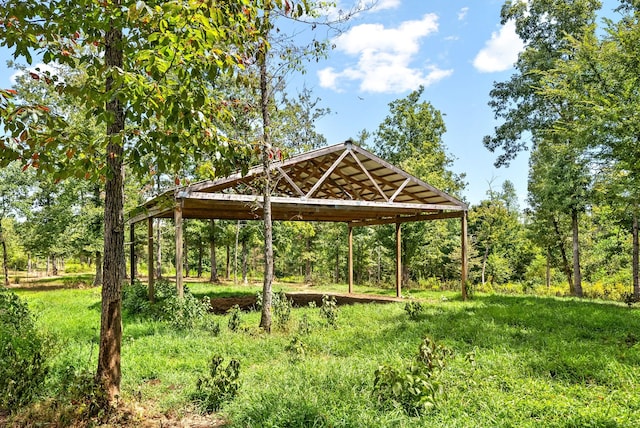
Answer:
[15, 284, 640, 427]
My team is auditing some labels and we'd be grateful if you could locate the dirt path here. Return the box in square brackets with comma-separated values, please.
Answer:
[208, 291, 404, 314]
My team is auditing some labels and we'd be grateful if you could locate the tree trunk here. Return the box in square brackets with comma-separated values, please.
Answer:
[93, 251, 103, 287]
[304, 237, 312, 284]
[197, 241, 203, 278]
[552, 217, 573, 293]
[242, 238, 248, 284]
[258, 16, 273, 332]
[156, 219, 162, 278]
[481, 244, 489, 287]
[226, 244, 230, 280]
[334, 248, 339, 283]
[52, 255, 58, 276]
[97, 18, 124, 402]
[546, 248, 551, 288]
[0, 226, 8, 286]
[210, 219, 219, 283]
[571, 208, 583, 297]
[633, 209, 639, 299]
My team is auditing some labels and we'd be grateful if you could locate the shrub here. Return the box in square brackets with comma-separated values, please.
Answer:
[228, 305, 241, 332]
[163, 293, 212, 330]
[404, 301, 424, 320]
[373, 336, 451, 416]
[122, 279, 211, 330]
[0, 287, 49, 410]
[320, 295, 338, 328]
[273, 291, 292, 330]
[122, 279, 152, 315]
[285, 336, 306, 361]
[63, 263, 90, 274]
[192, 355, 241, 412]
[297, 313, 313, 335]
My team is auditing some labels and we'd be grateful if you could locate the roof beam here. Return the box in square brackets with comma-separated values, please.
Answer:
[389, 178, 410, 202]
[348, 151, 388, 202]
[180, 191, 463, 212]
[277, 166, 305, 197]
[348, 211, 464, 227]
[305, 149, 350, 198]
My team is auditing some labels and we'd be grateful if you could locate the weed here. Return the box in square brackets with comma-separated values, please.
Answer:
[320, 294, 338, 327]
[297, 313, 313, 335]
[404, 300, 424, 320]
[373, 336, 452, 416]
[285, 336, 306, 361]
[123, 279, 211, 330]
[273, 291, 292, 330]
[227, 305, 241, 332]
[193, 355, 241, 412]
[162, 294, 211, 330]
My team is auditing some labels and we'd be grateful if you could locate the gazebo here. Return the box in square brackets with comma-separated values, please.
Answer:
[128, 141, 469, 299]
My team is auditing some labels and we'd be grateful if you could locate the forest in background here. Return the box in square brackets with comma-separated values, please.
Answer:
[1, 0, 639, 304]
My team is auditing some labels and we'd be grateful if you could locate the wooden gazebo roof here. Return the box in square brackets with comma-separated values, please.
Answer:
[129, 141, 467, 226]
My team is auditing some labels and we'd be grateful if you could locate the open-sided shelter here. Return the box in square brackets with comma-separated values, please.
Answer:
[128, 141, 469, 298]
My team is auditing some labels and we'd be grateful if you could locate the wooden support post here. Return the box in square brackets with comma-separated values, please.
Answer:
[348, 225, 353, 294]
[396, 221, 402, 298]
[129, 223, 135, 286]
[175, 203, 184, 299]
[147, 217, 155, 303]
[461, 211, 468, 301]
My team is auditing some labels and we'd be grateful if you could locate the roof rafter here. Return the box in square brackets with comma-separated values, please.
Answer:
[128, 141, 467, 225]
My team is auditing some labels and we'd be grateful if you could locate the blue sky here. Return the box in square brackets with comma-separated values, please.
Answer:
[0, 0, 619, 207]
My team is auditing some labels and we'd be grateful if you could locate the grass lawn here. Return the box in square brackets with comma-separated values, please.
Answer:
[14, 280, 640, 427]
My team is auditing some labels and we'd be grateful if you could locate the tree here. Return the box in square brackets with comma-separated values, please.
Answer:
[0, 0, 262, 400]
[253, 0, 351, 331]
[538, 7, 640, 298]
[483, 0, 602, 166]
[484, 0, 601, 296]
[372, 86, 465, 285]
[468, 181, 529, 287]
[0, 162, 32, 285]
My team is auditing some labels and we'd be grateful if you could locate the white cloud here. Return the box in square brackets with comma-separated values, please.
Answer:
[458, 7, 469, 21]
[318, 13, 453, 94]
[473, 20, 524, 73]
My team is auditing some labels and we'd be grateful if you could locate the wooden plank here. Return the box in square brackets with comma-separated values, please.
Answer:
[396, 221, 402, 298]
[389, 178, 410, 202]
[190, 143, 348, 194]
[349, 151, 389, 201]
[348, 226, 353, 294]
[461, 211, 468, 301]
[128, 205, 173, 225]
[351, 145, 468, 209]
[306, 148, 350, 198]
[349, 211, 464, 227]
[184, 192, 463, 212]
[277, 166, 305, 197]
